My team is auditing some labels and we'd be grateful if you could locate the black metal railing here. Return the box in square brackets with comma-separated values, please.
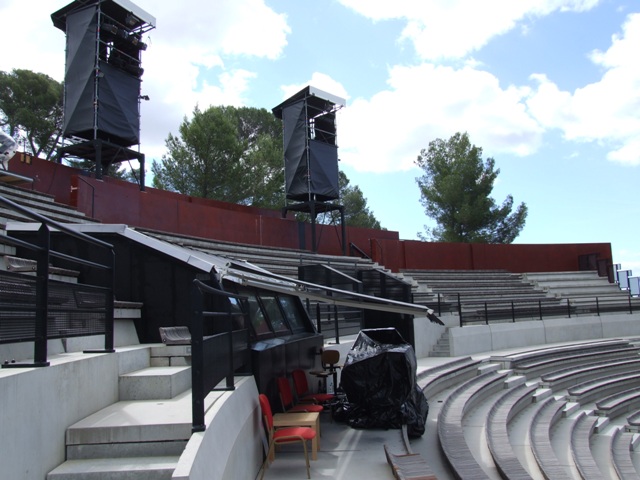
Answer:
[309, 301, 362, 343]
[0, 195, 114, 367]
[456, 294, 640, 326]
[190, 279, 250, 432]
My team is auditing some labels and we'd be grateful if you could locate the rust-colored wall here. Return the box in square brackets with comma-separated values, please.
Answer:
[7, 154, 612, 272]
[383, 239, 612, 273]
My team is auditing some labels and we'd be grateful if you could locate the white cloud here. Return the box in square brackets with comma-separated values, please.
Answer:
[337, 0, 601, 60]
[338, 63, 543, 173]
[279, 73, 350, 104]
[526, 13, 640, 166]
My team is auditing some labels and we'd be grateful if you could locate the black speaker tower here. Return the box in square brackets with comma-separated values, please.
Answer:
[51, 0, 155, 189]
[273, 87, 346, 253]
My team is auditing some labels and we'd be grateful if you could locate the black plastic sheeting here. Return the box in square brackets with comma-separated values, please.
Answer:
[335, 328, 429, 438]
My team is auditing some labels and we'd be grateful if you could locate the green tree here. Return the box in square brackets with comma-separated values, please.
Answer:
[415, 132, 527, 243]
[320, 171, 382, 229]
[152, 105, 284, 208]
[0, 69, 63, 160]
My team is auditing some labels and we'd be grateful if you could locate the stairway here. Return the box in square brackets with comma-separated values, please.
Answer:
[430, 330, 450, 357]
[47, 347, 194, 480]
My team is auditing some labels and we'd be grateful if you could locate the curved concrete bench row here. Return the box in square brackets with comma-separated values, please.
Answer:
[436, 370, 510, 479]
[595, 386, 640, 418]
[417, 356, 484, 400]
[611, 427, 640, 480]
[540, 357, 640, 391]
[492, 338, 635, 372]
[529, 396, 573, 480]
[567, 372, 640, 404]
[570, 411, 603, 480]
[486, 382, 539, 480]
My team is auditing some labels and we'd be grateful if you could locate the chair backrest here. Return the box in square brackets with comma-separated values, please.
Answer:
[277, 377, 295, 409]
[321, 349, 340, 366]
[258, 393, 274, 430]
[291, 369, 309, 397]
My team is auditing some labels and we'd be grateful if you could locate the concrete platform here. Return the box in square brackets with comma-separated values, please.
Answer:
[260, 414, 406, 479]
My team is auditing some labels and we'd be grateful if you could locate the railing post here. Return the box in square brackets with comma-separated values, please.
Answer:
[484, 302, 489, 325]
[629, 292, 633, 314]
[511, 301, 515, 323]
[34, 224, 50, 366]
[596, 297, 600, 316]
[538, 300, 543, 320]
[437, 293, 442, 317]
[316, 303, 321, 333]
[333, 304, 340, 344]
[225, 303, 235, 391]
[458, 293, 463, 327]
[104, 249, 116, 352]
[567, 298, 572, 318]
[190, 283, 206, 433]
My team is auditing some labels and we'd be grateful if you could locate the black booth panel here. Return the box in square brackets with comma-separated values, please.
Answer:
[63, 7, 99, 138]
[282, 100, 339, 201]
[61, 3, 141, 146]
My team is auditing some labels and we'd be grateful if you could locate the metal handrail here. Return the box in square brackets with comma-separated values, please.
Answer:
[190, 279, 249, 432]
[0, 194, 115, 367]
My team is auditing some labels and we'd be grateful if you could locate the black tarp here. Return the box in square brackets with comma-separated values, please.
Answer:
[337, 328, 429, 438]
[62, 4, 141, 146]
[282, 100, 339, 202]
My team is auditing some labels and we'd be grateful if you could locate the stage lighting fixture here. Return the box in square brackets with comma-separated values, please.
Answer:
[129, 35, 147, 50]
[125, 13, 138, 27]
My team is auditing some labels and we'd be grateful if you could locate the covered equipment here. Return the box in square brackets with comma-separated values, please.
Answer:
[338, 328, 429, 438]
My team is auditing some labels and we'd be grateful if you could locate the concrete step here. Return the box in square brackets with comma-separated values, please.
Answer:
[66, 392, 194, 447]
[119, 366, 191, 400]
[47, 456, 179, 480]
[67, 439, 188, 460]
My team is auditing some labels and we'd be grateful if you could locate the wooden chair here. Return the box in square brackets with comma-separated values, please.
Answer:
[258, 394, 317, 479]
[292, 369, 335, 404]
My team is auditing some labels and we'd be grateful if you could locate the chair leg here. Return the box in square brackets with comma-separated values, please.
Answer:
[302, 439, 310, 479]
[259, 440, 275, 480]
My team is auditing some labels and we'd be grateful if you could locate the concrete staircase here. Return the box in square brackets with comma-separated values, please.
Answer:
[430, 330, 451, 357]
[47, 346, 194, 480]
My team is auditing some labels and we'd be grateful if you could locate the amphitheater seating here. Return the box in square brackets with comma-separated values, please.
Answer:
[567, 372, 640, 404]
[529, 396, 573, 480]
[436, 370, 509, 479]
[611, 428, 639, 480]
[570, 411, 603, 480]
[524, 271, 640, 314]
[402, 269, 571, 322]
[486, 382, 538, 480]
[595, 387, 640, 418]
[140, 227, 377, 280]
[540, 357, 640, 390]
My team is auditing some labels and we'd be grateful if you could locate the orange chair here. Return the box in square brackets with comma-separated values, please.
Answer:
[258, 393, 316, 479]
[277, 377, 324, 414]
[292, 369, 335, 404]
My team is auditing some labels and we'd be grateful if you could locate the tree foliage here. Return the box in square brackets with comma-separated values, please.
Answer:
[152, 105, 284, 209]
[153, 105, 382, 228]
[319, 171, 382, 229]
[0, 69, 63, 160]
[415, 132, 527, 243]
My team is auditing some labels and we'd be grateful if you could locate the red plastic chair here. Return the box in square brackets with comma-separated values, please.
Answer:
[258, 393, 316, 479]
[292, 369, 335, 404]
[277, 377, 324, 413]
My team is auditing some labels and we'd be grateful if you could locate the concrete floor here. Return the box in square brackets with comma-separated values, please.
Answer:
[260, 412, 407, 480]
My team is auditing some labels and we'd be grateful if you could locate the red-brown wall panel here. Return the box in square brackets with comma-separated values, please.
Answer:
[7, 154, 613, 274]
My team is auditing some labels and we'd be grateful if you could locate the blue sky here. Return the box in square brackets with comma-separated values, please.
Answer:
[2, 0, 640, 271]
